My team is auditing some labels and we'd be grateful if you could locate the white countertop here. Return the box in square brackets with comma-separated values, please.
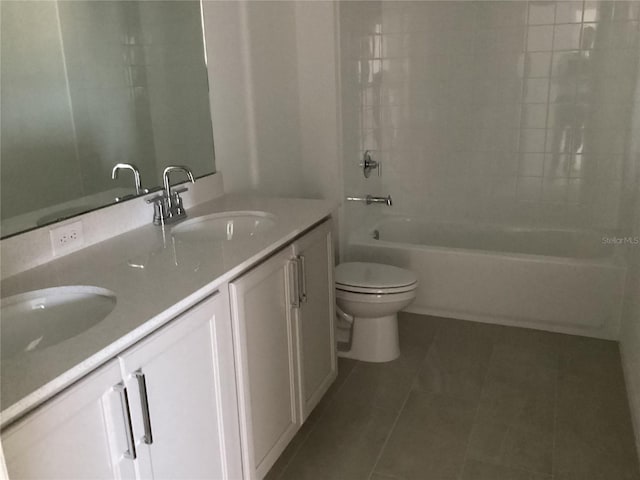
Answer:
[0, 195, 335, 428]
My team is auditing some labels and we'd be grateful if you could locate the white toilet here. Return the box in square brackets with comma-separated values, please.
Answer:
[335, 262, 418, 363]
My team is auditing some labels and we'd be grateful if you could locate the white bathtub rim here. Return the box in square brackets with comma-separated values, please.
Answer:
[351, 235, 626, 269]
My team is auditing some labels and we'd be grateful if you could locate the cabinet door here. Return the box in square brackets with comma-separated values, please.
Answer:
[293, 220, 337, 421]
[119, 289, 242, 480]
[229, 248, 300, 480]
[2, 359, 135, 480]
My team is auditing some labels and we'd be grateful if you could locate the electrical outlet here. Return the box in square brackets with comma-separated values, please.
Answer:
[50, 220, 85, 256]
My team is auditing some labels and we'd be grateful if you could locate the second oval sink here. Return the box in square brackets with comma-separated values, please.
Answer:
[0, 286, 116, 360]
[171, 211, 277, 242]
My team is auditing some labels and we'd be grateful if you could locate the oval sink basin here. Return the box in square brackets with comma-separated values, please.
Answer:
[0, 286, 116, 360]
[172, 211, 277, 242]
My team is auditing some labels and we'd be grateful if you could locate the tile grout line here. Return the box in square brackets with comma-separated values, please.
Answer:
[551, 343, 562, 479]
[365, 369, 418, 480]
[456, 339, 497, 480]
[366, 329, 438, 480]
[274, 360, 361, 480]
[460, 334, 561, 479]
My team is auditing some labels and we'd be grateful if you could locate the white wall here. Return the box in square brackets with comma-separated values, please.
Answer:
[620, 57, 640, 459]
[202, 1, 342, 203]
[203, 1, 303, 197]
[294, 2, 343, 203]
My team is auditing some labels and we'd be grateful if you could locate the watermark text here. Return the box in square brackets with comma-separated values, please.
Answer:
[602, 236, 640, 245]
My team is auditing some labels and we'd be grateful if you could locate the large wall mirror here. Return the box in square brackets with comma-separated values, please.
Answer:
[0, 0, 215, 238]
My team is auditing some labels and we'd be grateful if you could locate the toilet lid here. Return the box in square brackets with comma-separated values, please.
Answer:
[335, 262, 417, 292]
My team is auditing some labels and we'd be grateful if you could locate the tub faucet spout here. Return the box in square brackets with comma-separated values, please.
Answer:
[346, 195, 393, 206]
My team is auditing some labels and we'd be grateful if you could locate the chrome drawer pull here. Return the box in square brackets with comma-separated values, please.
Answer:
[115, 383, 137, 460]
[288, 258, 300, 308]
[134, 371, 153, 445]
[298, 255, 307, 303]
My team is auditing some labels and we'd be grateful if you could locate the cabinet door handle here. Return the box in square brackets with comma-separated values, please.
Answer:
[134, 371, 153, 445]
[288, 258, 300, 308]
[115, 383, 137, 460]
[297, 255, 307, 304]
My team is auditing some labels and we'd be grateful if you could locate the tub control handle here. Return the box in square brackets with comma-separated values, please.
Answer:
[360, 151, 381, 178]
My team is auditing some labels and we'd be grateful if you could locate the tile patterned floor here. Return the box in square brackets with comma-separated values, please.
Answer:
[265, 313, 640, 480]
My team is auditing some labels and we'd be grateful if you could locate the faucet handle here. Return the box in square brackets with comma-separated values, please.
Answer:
[145, 194, 167, 225]
[145, 193, 165, 204]
[172, 186, 189, 195]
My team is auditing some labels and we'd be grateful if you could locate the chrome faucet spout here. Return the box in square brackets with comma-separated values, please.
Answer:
[346, 195, 393, 207]
[111, 163, 142, 195]
[147, 165, 196, 226]
[163, 166, 195, 210]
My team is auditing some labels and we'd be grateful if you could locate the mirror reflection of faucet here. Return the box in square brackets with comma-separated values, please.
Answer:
[111, 163, 149, 201]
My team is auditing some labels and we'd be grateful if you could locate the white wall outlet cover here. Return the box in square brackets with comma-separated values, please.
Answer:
[49, 221, 85, 256]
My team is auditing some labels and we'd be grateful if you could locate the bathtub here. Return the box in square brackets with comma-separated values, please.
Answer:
[347, 217, 627, 339]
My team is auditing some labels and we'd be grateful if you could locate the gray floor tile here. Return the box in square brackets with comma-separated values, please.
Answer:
[499, 326, 563, 358]
[413, 325, 495, 402]
[467, 420, 511, 464]
[309, 357, 358, 419]
[555, 376, 640, 479]
[476, 375, 555, 432]
[397, 312, 442, 351]
[554, 424, 640, 479]
[334, 345, 426, 412]
[467, 418, 554, 474]
[559, 334, 623, 384]
[461, 459, 550, 480]
[267, 316, 640, 480]
[375, 391, 476, 480]
[369, 473, 404, 480]
[278, 399, 397, 480]
[487, 344, 558, 390]
[554, 334, 640, 479]
[263, 419, 316, 480]
[502, 424, 554, 475]
[437, 318, 506, 344]
[265, 357, 357, 480]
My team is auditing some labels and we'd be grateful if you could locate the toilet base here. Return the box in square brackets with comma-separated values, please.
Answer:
[337, 314, 400, 363]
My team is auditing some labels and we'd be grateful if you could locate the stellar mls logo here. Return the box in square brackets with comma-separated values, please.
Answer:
[601, 236, 640, 245]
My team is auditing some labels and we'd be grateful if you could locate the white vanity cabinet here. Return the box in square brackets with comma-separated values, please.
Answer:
[118, 288, 242, 480]
[229, 220, 336, 479]
[292, 220, 337, 421]
[2, 359, 136, 479]
[2, 289, 242, 480]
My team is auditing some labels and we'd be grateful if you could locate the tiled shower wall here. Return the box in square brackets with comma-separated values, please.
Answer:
[341, 1, 640, 231]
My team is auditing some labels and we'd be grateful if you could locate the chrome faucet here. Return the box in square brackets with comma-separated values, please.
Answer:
[146, 165, 195, 225]
[111, 163, 142, 196]
[346, 195, 393, 206]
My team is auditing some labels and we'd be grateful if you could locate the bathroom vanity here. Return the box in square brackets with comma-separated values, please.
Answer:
[0, 194, 336, 480]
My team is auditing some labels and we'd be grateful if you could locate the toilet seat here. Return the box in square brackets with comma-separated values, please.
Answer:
[335, 262, 418, 295]
[335, 283, 417, 295]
